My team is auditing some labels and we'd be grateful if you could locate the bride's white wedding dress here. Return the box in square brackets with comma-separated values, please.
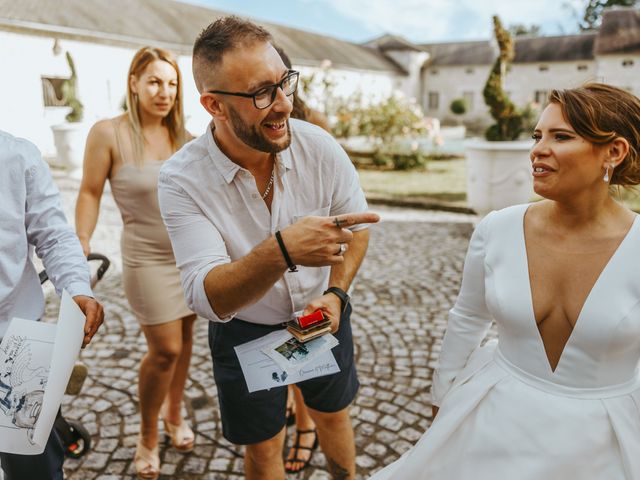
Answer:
[370, 204, 640, 479]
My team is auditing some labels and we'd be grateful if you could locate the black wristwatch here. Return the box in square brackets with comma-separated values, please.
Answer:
[323, 287, 350, 313]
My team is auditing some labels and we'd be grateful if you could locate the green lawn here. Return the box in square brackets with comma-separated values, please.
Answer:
[618, 188, 640, 211]
[356, 158, 640, 211]
[357, 159, 467, 205]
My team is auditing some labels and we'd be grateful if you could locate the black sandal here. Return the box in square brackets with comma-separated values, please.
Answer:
[284, 428, 318, 473]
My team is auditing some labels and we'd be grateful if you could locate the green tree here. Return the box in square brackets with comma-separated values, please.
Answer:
[580, 0, 638, 30]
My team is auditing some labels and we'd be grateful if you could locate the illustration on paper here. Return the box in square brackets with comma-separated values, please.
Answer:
[0, 334, 50, 443]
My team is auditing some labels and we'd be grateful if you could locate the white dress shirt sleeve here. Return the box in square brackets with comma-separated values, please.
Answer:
[158, 172, 234, 322]
[25, 147, 92, 298]
[328, 139, 369, 230]
[431, 212, 495, 406]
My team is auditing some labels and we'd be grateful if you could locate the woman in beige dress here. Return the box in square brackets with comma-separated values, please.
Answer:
[75, 47, 196, 480]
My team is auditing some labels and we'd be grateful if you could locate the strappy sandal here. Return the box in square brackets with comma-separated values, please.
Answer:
[161, 403, 195, 453]
[134, 437, 160, 480]
[284, 428, 319, 474]
[163, 417, 195, 453]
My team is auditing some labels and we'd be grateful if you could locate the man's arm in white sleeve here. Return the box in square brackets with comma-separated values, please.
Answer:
[24, 146, 92, 298]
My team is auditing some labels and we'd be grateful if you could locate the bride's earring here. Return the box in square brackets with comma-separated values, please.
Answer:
[603, 165, 610, 183]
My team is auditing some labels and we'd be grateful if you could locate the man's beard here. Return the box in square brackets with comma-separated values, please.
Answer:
[228, 106, 291, 154]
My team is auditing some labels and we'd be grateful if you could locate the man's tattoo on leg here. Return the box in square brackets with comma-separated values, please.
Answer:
[327, 457, 350, 480]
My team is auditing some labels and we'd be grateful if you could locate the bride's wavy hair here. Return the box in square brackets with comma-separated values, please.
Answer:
[548, 83, 640, 186]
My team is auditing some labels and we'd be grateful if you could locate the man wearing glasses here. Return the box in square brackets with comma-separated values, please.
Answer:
[158, 15, 378, 480]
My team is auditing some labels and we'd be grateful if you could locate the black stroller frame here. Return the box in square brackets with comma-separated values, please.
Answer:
[40, 253, 110, 459]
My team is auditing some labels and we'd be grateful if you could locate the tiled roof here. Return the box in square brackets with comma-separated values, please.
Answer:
[418, 33, 597, 67]
[514, 33, 596, 62]
[595, 7, 640, 54]
[419, 41, 494, 66]
[416, 9, 639, 66]
[0, 0, 403, 73]
[267, 23, 403, 72]
[3, 1, 637, 73]
[364, 34, 428, 52]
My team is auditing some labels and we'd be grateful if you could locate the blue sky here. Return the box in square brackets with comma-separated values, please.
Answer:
[190, 0, 588, 43]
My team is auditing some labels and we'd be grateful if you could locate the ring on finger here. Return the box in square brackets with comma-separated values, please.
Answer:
[336, 243, 347, 255]
[334, 217, 346, 228]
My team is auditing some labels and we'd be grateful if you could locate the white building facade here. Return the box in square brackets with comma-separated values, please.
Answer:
[411, 9, 640, 129]
[1, 2, 639, 157]
[0, 30, 207, 156]
[0, 0, 401, 158]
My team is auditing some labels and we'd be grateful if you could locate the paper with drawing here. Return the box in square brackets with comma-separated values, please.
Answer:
[0, 291, 85, 454]
[235, 329, 340, 393]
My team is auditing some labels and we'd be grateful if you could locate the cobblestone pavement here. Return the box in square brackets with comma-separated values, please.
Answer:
[43, 170, 479, 479]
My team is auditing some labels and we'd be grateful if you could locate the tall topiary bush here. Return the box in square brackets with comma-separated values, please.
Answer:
[62, 52, 84, 122]
[482, 16, 524, 141]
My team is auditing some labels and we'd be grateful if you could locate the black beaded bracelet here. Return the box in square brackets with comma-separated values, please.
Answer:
[275, 230, 298, 273]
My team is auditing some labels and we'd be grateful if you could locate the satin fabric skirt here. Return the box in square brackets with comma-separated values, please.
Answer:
[369, 341, 640, 479]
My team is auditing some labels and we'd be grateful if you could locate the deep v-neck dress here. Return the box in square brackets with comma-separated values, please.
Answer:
[370, 204, 640, 480]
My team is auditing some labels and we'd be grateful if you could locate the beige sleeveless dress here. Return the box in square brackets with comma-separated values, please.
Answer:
[109, 120, 192, 325]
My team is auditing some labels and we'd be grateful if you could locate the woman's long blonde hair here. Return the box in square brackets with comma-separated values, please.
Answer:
[126, 46, 186, 165]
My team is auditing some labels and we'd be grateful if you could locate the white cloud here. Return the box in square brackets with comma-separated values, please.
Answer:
[305, 0, 585, 42]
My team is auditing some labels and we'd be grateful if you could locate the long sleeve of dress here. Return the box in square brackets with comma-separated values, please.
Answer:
[431, 212, 495, 406]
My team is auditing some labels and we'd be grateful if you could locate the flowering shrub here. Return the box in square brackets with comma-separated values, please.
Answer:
[333, 94, 427, 140]
[300, 63, 437, 170]
[332, 94, 436, 169]
[372, 144, 428, 170]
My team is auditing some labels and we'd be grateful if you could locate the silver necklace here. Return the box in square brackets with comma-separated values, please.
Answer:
[262, 166, 275, 199]
[214, 127, 275, 200]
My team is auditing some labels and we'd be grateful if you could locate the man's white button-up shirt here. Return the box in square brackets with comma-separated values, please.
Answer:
[0, 131, 92, 337]
[158, 119, 369, 325]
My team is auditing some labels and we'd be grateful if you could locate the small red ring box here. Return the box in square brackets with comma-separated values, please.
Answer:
[297, 310, 325, 329]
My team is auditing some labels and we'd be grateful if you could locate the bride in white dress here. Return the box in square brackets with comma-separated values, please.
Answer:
[370, 83, 640, 480]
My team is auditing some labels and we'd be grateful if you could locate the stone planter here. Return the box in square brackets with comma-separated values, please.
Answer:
[51, 122, 88, 174]
[465, 139, 533, 216]
[440, 125, 466, 140]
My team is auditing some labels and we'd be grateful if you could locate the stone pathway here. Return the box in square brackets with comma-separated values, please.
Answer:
[43, 170, 479, 479]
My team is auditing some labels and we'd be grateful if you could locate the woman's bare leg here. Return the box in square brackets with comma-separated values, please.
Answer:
[163, 314, 197, 424]
[138, 319, 185, 448]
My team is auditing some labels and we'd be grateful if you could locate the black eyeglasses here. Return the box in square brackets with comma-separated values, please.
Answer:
[208, 70, 299, 110]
